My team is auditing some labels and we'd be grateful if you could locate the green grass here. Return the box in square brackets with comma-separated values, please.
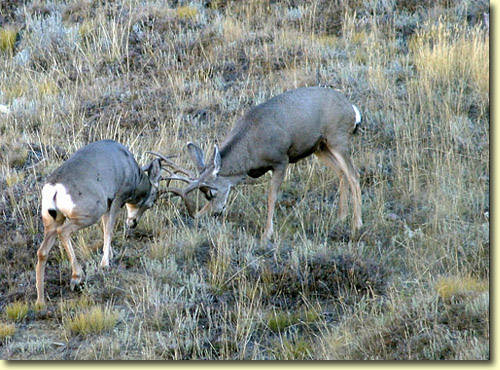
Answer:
[267, 308, 320, 333]
[0, 27, 17, 53]
[435, 276, 488, 300]
[64, 306, 119, 336]
[176, 5, 198, 19]
[0, 0, 489, 360]
[4, 302, 29, 322]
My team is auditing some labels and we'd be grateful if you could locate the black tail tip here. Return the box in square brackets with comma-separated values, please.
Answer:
[352, 117, 362, 134]
[352, 123, 359, 135]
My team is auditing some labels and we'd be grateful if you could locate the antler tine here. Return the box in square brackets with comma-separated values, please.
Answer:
[163, 175, 191, 184]
[146, 151, 195, 178]
[179, 179, 216, 197]
[160, 167, 218, 192]
[197, 182, 218, 191]
[183, 180, 203, 196]
[160, 170, 194, 184]
[159, 187, 197, 218]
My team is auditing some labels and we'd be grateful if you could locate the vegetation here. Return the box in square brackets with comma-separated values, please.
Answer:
[63, 305, 119, 336]
[0, 26, 17, 54]
[4, 301, 29, 322]
[0, 323, 16, 342]
[0, 0, 489, 360]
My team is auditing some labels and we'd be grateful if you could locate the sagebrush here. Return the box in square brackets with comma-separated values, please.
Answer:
[0, 0, 489, 360]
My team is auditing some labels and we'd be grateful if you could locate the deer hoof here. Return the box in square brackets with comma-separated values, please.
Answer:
[70, 275, 82, 291]
[100, 252, 113, 268]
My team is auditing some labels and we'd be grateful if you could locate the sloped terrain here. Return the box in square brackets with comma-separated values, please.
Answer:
[0, 0, 489, 359]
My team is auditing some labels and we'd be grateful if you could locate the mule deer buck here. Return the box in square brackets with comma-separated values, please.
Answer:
[156, 87, 363, 242]
[36, 140, 164, 306]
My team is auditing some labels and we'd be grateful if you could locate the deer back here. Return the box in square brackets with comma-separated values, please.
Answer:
[45, 140, 147, 212]
[218, 87, 357, 177]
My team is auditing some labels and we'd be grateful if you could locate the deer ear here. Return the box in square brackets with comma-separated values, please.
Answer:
[213, 145, 221, 175]
[146, 159, 162, 186]
[187, 142, 205, 173]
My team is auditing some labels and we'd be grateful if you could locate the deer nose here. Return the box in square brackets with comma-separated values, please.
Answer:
[212, 206, 225, 218]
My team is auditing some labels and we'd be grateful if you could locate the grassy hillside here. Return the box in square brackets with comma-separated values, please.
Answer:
[0, 0, 489, 360]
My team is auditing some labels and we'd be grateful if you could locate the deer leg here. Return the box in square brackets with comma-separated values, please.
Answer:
[262, 165, 287, 242]
[36, 226, 59, 306]
[57, 221, 87, 291]
[329, 148, 362, 231]
[100, 212, 111, 267]
[100, 200, 120, 268]
[315, 150, 349, 220]
[337, 176, 348, 220]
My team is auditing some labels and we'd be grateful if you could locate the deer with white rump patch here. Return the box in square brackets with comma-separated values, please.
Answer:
[36, 140, 164, 306]
[156, 87, 363, 242]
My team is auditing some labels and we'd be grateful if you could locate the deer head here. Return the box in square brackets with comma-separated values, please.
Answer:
[125, 158, 162, 229]
[184, 143, 238, 215]
[148, 144, 241, 217]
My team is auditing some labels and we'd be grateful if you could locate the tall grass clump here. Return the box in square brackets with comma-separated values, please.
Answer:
[176, 5, 198, 19]
[0, 27, 17, 54]
[435, 275, 488, 300]
[0, 322, 16, 341]
[4, 301, 29, 322]
[64, 306, 119, 336]
[394, 18, 488, 247]
[410, 20, 488, 104]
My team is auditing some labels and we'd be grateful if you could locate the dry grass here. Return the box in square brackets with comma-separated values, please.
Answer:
[0, 26, 17, 53]
[435, 276, 488, 300]
[4, 302, 29, 322]
[64, 306, 119, 336]
[0, 0, 489, 360]
[0, 322, 16, 341]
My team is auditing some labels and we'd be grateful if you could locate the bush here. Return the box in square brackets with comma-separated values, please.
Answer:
[16, 11, 80, 69]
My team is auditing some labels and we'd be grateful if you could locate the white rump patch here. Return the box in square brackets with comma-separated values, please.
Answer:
[352, 104, 362, 125]
[41, 183, 75, 217]
[0, 104, 10, 114]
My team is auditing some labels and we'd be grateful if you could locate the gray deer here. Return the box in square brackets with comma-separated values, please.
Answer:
[155, 87, 363, 242]
[36, 140, 164, 306]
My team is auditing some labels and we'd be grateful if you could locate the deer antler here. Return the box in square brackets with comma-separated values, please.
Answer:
[161, 171, 193, 184]
[148, 151, 214, 217]
[158, 186, 197, 218]
[146, 151, 195, 178]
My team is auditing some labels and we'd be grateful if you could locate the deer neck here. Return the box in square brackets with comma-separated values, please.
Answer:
[218, 136, 252, 179]
[128, 170, 151, 204]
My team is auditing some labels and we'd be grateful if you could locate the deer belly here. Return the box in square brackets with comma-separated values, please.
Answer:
[248, 166, 273, 178]
[287, 137, 324, 163]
